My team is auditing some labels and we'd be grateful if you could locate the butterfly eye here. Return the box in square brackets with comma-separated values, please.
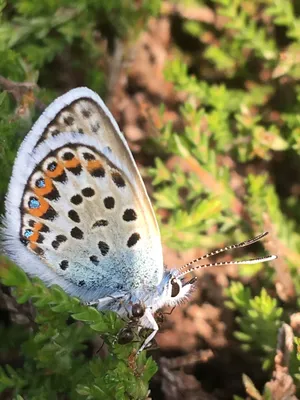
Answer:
[170, 278, 180, 298]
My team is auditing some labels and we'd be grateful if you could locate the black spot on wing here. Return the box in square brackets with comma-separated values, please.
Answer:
[52, 240, 60, 250]
[62, 152, 74, 161]
[60, 260, 69, 270]
[127, 233, 140, 248]
[52, 129, 60, 137]
[71, 227, 84, 240]
[83, 152, 95, 160]
[41, 207, 57, 221]
[103, 196, 115, 209]
[123, 209, 137, 222]
[82, 187, 95, 197]
[53, 170, 68, 184]
[36, 234, 44, 244]
[56, 235, 67, 243]
[40, 224, 50, 233]
[71, 194, 83, 205]
[81, 109, 92, 118]
[90, 167, 105, 178]
[112, 172, 126, 188]
[90, 255, 99, 265]
[98, 241, 109, 256]
[67, 164, 82, 176]
[92, 219, 108, 228]
[44, 187, 60, 201]
[64, 116, 75, 126]
[68, 209, 80, 223]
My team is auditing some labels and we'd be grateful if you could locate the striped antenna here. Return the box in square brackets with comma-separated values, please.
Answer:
[177, 232, 277, 278]
[178, 232, 270, 272]
[177, 254, 277, 278]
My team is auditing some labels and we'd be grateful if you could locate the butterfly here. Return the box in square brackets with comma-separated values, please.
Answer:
[3, 87, 277, 351]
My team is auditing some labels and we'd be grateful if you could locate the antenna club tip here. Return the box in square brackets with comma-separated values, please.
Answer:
[258, 231, 269, 238]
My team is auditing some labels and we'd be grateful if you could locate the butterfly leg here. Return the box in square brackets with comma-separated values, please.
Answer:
[84, 298, 112, 307]
[138, 309, 158, 354]
[85, 300, 99, 306]
[85, 293, 126, 309]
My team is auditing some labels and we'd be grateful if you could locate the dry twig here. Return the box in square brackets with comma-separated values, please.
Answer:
[0, 75, 45, 114]
[265, 323, 297, 400]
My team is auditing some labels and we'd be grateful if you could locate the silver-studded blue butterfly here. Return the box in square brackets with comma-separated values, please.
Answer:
[3, 88, 276, 351]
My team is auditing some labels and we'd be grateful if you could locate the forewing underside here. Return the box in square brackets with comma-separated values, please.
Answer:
[33, 89, 160, 238]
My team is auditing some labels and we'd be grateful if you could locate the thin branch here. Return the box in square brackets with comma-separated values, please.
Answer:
[0, 75, 45, 112]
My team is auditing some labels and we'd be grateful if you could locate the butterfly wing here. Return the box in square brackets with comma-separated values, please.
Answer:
[4, 88, 163, 301]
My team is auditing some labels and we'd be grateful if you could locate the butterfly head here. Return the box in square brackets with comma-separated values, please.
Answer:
[164, 271, 197, 305]
[147, 270, 197, 311]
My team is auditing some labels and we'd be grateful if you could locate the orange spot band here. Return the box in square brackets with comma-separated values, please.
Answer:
[27, 196, 49, 218]
[63, 157, 80, 169]
[87, 160, 103, 172]
[45, 162, 64, 179]
[34, 176, 54, 196]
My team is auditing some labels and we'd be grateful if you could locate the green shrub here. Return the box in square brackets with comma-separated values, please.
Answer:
[0, 259, 157, 399]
